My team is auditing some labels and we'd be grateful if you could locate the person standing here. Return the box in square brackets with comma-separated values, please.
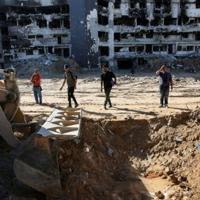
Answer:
[31, 69, 42, 105]
[60, 65, 78, 108]
[156, 65, 173, 108]
[101, 64, 116, 110]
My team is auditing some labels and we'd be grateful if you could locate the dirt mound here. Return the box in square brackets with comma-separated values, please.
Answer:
[57, 110, 200, 200]
[58, 119, 150, 200]
[1, 109, 200, 199]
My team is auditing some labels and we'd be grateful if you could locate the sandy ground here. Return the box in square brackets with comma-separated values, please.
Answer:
[0, 74, 200, 200]
[19, 72, 200, 119]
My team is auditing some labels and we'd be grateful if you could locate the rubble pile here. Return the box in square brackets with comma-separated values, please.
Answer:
[0, 97, 200, 199]
[6, 56, 80, 78]
[57, 110, 200, 200]
[58, 119, 149, 200]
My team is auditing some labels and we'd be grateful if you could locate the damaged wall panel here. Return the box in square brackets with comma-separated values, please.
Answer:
[69, 0, 98, 68]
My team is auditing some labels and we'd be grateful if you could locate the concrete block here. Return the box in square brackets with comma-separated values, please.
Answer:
[37, 109, 82, 141]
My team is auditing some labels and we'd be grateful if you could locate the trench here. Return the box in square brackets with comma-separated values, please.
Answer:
[57, 110, 200, 200]
[0, 110, 200, 199]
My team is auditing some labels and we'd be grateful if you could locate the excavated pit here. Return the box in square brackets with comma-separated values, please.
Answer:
[57, 110, 200, 200]
[0, 110, 200, 200]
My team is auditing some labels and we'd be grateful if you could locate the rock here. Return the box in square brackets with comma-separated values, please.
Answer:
[161, 174, 167, 179]
[169, 175, 179, 185]
[175, 137, 183, 144]
[179, 182, 187, 189]
[155, 191, 165, 199]
[165, 167, 173, 175]
[180, 176, 188, 182]
[108, 147, 114, 157]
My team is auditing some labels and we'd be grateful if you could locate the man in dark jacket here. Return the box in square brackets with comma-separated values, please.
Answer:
[60, 65, 78, 108]
[156, 65, 173, 108]
[101, 64, 116, 110]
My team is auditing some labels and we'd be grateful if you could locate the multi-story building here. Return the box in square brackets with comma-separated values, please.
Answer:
[0, 0, 71, 63]
[0, 13, 5, 67]
[1, 0, 200, 69]
[89, 0, 200, 69]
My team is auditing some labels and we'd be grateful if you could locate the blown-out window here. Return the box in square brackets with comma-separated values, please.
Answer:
[197, 0, 200, 8]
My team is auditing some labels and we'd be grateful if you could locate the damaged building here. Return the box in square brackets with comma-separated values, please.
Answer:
[0, 13, 5, 67]
[0, 0, 70, 64]
[1, 0, 200, 69]
[91, 0, 200, 69]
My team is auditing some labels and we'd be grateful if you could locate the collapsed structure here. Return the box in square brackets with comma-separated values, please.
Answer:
[0, 0, 70, 66]
[1, 0, 200, 69]
[94, 0, 200, 69]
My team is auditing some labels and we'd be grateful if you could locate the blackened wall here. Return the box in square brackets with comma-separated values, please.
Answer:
[69, 0, 98, 68]
[0, 15, 5, 65]
[68, 0, 88, 68]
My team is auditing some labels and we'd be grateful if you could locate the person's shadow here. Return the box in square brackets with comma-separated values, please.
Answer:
[113, 106, 158, 117]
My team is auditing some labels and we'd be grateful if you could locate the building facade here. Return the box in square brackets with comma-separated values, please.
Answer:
[0, 12, 5, 67]
[0, 0, 71, 64]
[91, 0, 200, 69]
[1, 0, 200, 69]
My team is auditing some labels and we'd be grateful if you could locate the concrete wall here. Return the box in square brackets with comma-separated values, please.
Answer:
[0, 19, 4, 66]
[85, 0, 98, 69]
[69, 0, 98, 68]
[68, 0, 88, 68]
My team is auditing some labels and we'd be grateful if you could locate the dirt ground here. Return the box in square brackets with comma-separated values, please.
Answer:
[1, 72, 200, 200]
[19, 72, 200, 119]
[58, 111, 200, 200]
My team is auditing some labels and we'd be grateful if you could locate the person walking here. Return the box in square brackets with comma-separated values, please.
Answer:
[156, 65, 173, 108]
[31, 69, 42, 105]
[101, 64, 116, 110]
[60, 65, 78, 108]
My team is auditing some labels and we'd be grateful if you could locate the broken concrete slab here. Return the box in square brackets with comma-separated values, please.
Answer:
[14, 136, 63, 198]
[0, 107, 20, 147]
[46, 109, 81, 123]
[37, 109, 82, 141]
[37, 122, 79, 140]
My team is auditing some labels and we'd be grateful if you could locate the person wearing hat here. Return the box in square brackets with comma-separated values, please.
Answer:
[60, 64, 78, 108]
[101, 64, 116, 110]
[156, 65, 173, 108]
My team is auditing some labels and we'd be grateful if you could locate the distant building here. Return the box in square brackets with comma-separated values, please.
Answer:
[0, 0, 70, 63]
[1, 0, 200, 69]
[0, 13, 5, 67]
[92, 0, 200, 69]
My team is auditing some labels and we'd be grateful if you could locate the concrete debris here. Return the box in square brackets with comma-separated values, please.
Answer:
[155, 191, 165, 199]
[0, 104, 200, 199]
[37, 108, 82, 140]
